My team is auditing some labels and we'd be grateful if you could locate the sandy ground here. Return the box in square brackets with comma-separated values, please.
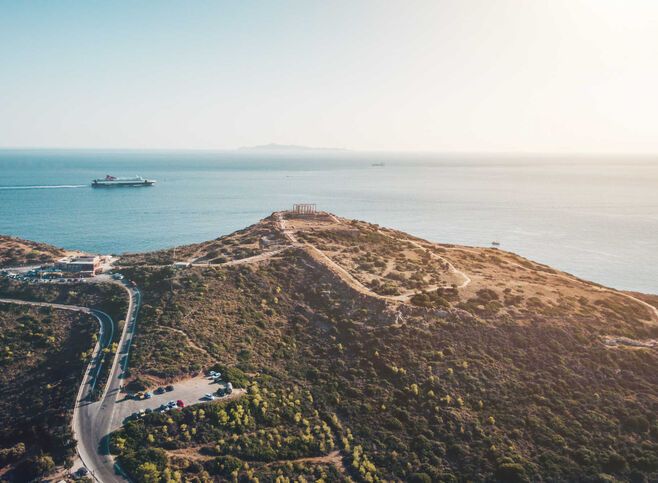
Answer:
[110, 375, 245, 432]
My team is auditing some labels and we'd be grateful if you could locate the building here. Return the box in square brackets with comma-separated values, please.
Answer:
[292, 203, 317, 215]
[55, 256, 102, 275]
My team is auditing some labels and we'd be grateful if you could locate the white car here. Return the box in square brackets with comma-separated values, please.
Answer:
[202, 393, 216, 401]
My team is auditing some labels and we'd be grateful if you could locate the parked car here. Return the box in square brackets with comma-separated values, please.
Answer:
[145, 391, 153, 399]
[165, 384, 174, 392]
[154, 387, 165, 395]
[177, 399, 185, 408]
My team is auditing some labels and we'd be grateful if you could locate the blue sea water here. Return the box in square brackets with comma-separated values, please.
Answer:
[0, 149, 656, 293]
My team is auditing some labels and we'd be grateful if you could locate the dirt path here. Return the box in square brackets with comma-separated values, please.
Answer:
[602, 335, 658, 349]
[275, 212, 471, 304]
[276, 213, 391, 301]
[264, 450, 345, 472]
[394, 235, 471, 290]
[166, 447, 345, 472]
[191, 247, 292, 267]
[155, 325, 215, 359]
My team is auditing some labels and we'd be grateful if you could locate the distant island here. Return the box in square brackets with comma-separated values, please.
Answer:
[238, 143, 348, 152]
[0, 210, 657, 482]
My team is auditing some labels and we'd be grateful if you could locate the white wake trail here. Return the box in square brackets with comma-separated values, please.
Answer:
[0, 184, 87, 190]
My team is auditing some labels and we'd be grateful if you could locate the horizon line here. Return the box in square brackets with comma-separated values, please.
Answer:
[1, 146, 657, 157]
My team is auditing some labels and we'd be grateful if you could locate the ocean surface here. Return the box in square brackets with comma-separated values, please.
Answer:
[1, 149, 656, 293]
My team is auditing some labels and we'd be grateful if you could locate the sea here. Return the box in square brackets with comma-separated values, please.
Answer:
[0, 149, 656, 293]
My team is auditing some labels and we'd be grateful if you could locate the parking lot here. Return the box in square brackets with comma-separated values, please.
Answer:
[110, 375, 245, 431]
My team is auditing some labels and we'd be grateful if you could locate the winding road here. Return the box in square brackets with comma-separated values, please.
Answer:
[75, 284, 140, 482]
[0, 281, 140, 483]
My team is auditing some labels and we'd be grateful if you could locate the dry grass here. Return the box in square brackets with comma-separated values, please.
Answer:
[0, 236, 65, 268]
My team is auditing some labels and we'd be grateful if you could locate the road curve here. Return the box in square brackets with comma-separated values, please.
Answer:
[76, 284, 140, 483]
[0, 282, 140, 483]
[0, 298, 115, 478]
[0, 298, 115, 399]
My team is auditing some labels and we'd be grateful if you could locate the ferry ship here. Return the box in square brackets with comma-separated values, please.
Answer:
[91, 175, 156, 187]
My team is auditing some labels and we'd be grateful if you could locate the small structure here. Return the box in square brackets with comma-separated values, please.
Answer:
[292, 203, 317, 215]
[55, 256, 102, 275]
[259, 236, 274, 248]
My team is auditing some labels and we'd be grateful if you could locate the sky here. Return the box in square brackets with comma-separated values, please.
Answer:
[1, 0, 658, 153]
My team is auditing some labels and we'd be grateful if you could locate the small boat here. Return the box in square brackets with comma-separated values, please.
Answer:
[491, 241, 500, 246]
[371, 162, 385, 167]
[91, 175, 156, 187]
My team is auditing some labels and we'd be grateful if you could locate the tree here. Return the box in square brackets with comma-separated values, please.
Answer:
[136, 462, 161, 483]
[15, 455, 55, 481]
[408, 473, 432, 483]
[494, 463, 528, 483]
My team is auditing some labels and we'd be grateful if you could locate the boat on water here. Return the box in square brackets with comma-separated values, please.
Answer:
[91, 175, 156, 187]
[371, 162, 385, 167]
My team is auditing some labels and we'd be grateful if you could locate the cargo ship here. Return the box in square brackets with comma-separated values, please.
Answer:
[91, 175, 156, 187]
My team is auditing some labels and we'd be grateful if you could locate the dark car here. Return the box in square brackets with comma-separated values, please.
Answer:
[165, 384, 174, 392]
[154, 387, 165, 395]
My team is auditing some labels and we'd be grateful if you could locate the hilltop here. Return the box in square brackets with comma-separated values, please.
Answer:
[109, 211, 657, 482]
[0, 212, 656, 481]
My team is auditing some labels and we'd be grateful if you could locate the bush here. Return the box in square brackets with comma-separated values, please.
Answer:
[0, 442, 25, 465]
[209, 364, 249, 388]
[603, 453, 628, 474]
[14, 455, 55, 481]
[126, 377, 149, 392]
[206, 455, 244, 476]
[494, 463, 528, 483]
[408, 472, 432, 483]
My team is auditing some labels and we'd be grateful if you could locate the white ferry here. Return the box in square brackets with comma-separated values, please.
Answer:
[91, 175, 156, 187]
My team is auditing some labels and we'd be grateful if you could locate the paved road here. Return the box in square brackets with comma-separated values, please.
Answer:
[73, 285, 140, 483]
[0, 281, 140, 482]
[0, 296, 120, 481]
[0, 298, 115, 399]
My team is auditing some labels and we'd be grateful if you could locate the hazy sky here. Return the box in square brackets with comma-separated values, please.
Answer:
[2, 1, 658, 152]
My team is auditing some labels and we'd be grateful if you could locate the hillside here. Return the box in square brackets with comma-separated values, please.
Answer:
[0, 236, 65, 268]
[111, 212, 658, 482]
[0, 303, 95, 480]
[0, 277, 128, 481]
